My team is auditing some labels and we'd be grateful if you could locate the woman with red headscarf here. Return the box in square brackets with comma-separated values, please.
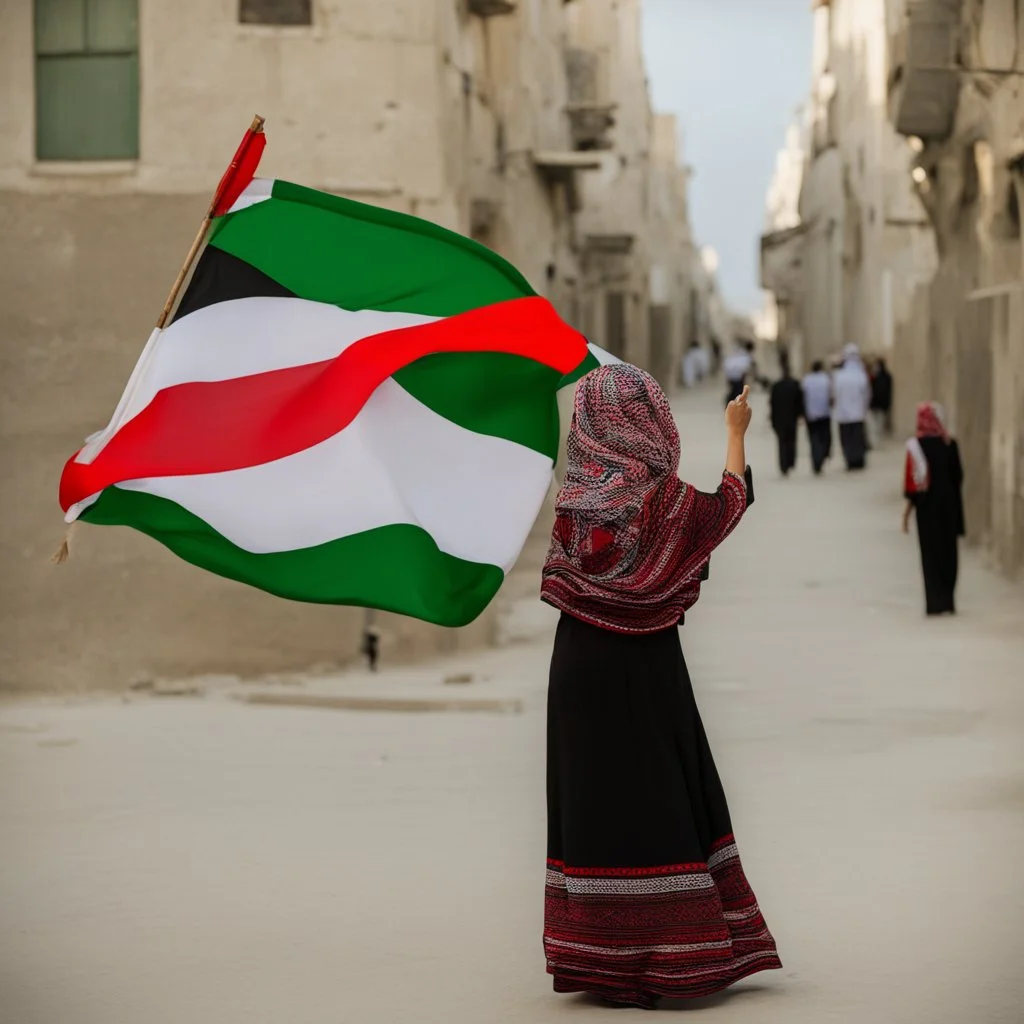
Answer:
[902, 402, 965, 615]
[540, 365, 781, 1008]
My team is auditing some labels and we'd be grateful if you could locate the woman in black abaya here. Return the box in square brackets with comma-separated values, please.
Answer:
[902, 402, 965, 615]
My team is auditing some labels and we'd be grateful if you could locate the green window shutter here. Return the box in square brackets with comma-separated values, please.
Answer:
[86, 0, 138, 50]
[34, 0, 139, 161]
[35, 0, 85, 54]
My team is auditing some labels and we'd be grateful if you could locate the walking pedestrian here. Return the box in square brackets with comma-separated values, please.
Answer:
[801, 360, 833, 474]
[902, 402, 965, 616]
[833, 344, 871, 470]
[722, 342, 751, 406]
[870, 357, 894, 439]
[541, 366, 781, 1008]
[682, 340, 704, 389]
[770, 358, 804, 476]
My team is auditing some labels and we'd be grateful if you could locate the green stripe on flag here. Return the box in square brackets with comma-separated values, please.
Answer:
[82, 488, 504, 627]
[557, 348, 601, 390]
[392, 352, 561, 460]
[210, 179, 536, 317]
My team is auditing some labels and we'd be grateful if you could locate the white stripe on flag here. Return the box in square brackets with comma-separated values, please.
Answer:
[588, 342, 623, 366]
[227, 177, 275, 214]
[116, 378, 550, 571]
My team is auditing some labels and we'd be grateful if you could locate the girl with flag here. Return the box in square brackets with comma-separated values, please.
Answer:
[540, 366, 781, 1008]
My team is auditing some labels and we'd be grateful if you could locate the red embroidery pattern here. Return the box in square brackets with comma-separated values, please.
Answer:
[542, 364, 748, 634]
[543, 471, 747, 633]
[544, 835, 781, 1005]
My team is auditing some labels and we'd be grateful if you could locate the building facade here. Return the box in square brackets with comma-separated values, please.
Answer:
[887, 0, 1024, 576]
[761, 0, 1023, 579]
[0, 0, 703, 690]
[761, 0, 937, 373]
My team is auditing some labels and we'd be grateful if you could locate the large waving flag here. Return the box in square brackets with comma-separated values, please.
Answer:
[59, 144, 595, 627]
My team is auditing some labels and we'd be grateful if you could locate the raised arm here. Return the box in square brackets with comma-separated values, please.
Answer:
[674, 386, 753, 582]
[725, 384, 751, 477]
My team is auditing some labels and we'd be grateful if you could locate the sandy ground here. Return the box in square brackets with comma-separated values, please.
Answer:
[2, 386, 1023, 1024]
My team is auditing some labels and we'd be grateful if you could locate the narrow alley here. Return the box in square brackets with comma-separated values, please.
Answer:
[2, 386, 1022, 1024]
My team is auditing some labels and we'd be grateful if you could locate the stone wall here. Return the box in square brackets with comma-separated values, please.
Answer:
[0, 0, 705, 691]
[0, 193, 498, 692]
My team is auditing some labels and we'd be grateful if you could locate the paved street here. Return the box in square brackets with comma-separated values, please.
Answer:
[2, 386, 1023, 1024]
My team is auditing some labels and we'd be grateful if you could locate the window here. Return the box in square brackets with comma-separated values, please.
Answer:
[239, 0, 312, 25]
[34, 0, 139, 161]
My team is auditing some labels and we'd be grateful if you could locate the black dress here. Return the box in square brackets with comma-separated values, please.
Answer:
[907, 438, 965, 615]
[770, 377, 804, 475]
[544, 614, 781, 1006]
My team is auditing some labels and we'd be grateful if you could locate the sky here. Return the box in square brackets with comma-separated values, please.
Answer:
[641, 0, 813, 314]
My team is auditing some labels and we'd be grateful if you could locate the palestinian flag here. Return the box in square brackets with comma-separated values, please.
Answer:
[59, 169, 601, 627]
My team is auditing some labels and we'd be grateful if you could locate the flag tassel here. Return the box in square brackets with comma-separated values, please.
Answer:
[50, 521, 78, 565]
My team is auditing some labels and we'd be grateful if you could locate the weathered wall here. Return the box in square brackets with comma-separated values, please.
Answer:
[785, 0, 937, 368]
[569, 0, 655, 370]
[890, 0, 1024, 576]
[0, 0, 531, 692]
[0, 0, 705, 691]
[0, 193, 496, 692]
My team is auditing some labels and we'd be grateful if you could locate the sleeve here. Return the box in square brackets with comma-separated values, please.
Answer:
[903, 448, 920, 502]
[676, 470, 749, 584]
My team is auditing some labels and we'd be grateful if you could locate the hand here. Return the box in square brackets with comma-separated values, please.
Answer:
[901, 508, 912, 534]
[726, 385, 752, 436]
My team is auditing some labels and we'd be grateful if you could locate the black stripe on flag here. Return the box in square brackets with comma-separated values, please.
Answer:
[172, 244, 295, 324]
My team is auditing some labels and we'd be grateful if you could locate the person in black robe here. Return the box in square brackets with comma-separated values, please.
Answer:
[870, 358, 894, 438]
[902, 402, 965, 615]
[769, 359, 804, 476]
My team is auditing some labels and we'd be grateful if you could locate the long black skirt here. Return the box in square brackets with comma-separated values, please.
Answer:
[545, 613, 781, 1007]
[916, 510, 959, 615]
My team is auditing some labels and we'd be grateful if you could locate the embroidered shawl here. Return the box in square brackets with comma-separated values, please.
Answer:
[541, 364, 748, 634]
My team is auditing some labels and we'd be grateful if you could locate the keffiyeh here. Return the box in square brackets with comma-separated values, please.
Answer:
[906, 401, 949, 493]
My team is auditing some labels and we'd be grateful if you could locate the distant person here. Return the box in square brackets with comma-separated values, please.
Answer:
[769, 359, 804, 476]
[832, 344, 871, 470]
[682, 341, 704, 389]
[870, 357, 894, 438]
[801, 360, 833, 474]
[722, 343, 752, 406]
[902, 402, 965, 615]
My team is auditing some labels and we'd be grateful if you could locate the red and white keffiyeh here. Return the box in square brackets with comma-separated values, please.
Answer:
[905, 401, 948, 494]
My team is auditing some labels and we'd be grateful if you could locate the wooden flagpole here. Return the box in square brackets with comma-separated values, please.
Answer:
[53, 115, 266, 565]
[155, 114, 265, 328]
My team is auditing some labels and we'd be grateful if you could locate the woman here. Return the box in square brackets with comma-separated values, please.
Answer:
[902, 402, 965, 615]
[541, 365, 781, 1009]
